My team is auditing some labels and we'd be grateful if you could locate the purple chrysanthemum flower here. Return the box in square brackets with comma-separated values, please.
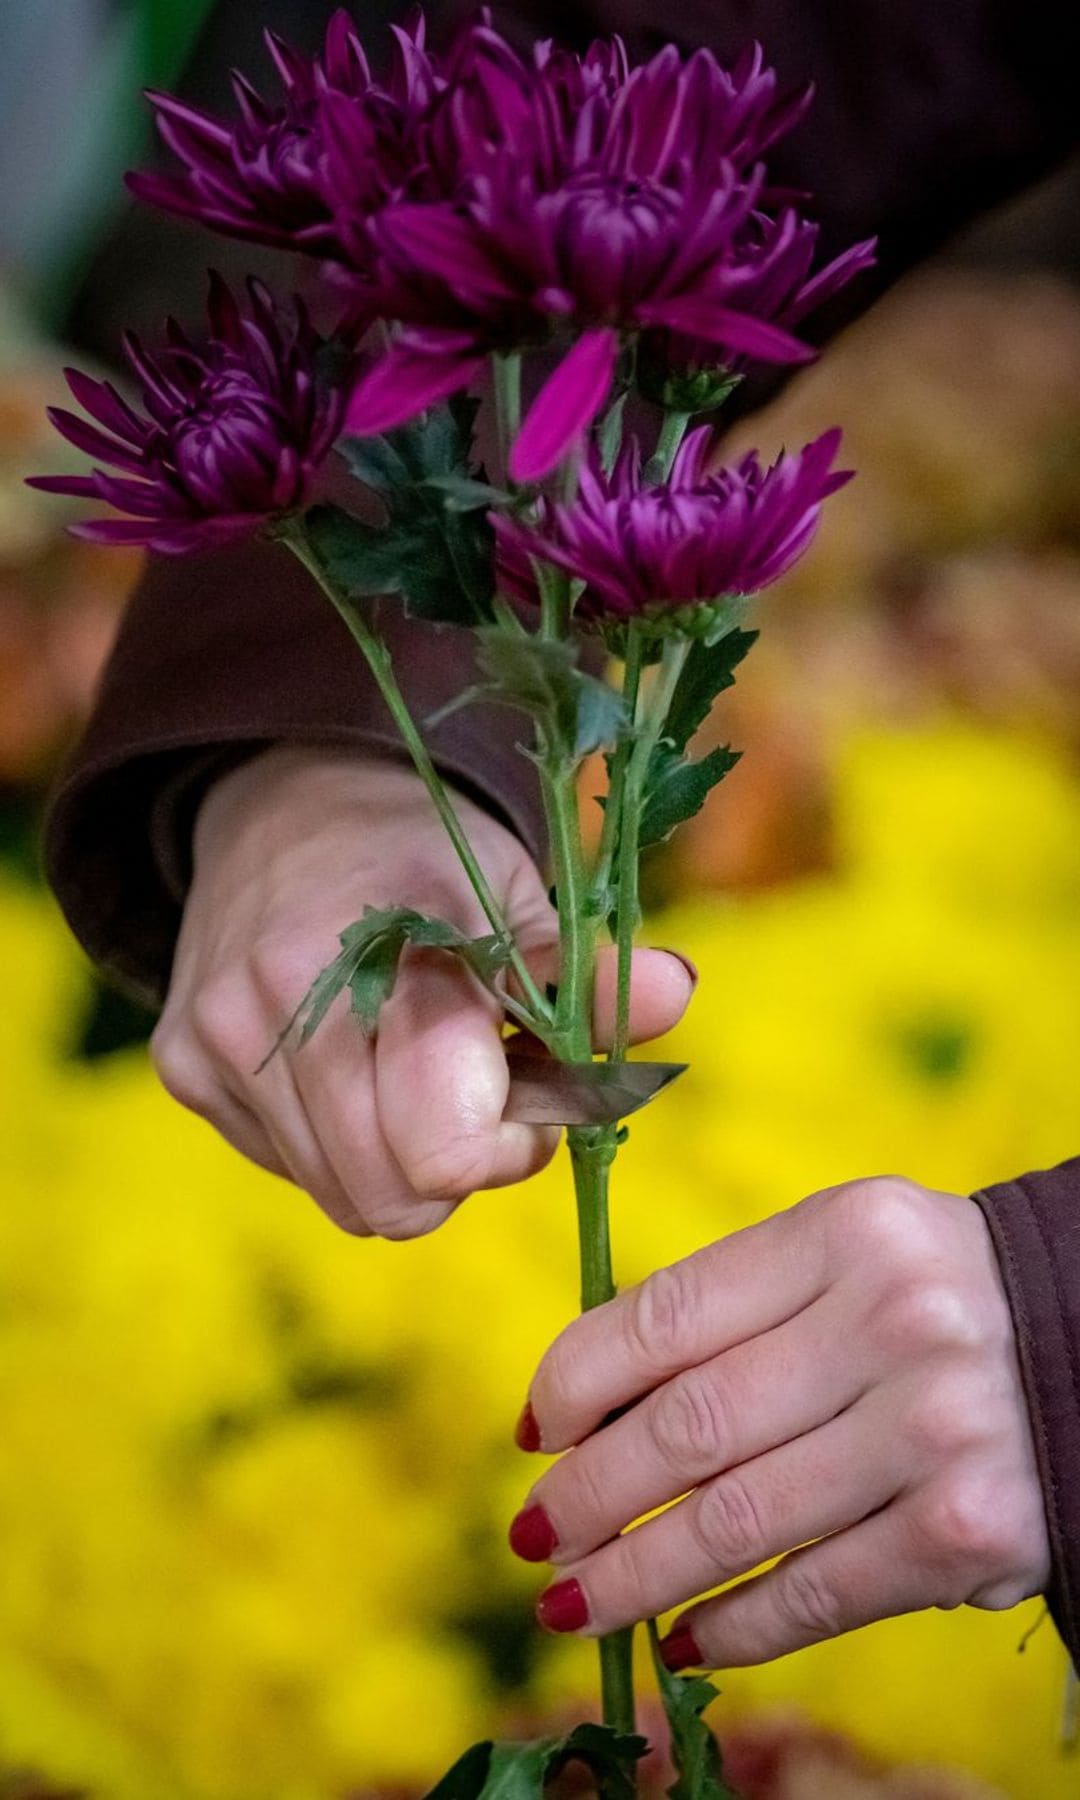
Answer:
[127, 9, 438, 255]
[28, 275, 345, 554]
[339, 36, 853, 480]
[493, 425, 852, 629]
[346, 160, 817, 480]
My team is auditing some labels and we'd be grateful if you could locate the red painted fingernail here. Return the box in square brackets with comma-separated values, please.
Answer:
[515, 1401, 541, 1452]
[536, 1577, 589, 1633]
[659, 1622, 703, 1672]
[509, 1503, 559, 1562]
[652, 947, 699, 989]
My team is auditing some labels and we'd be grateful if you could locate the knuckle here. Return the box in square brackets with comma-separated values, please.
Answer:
[534, 1338, 584, 1434]
[692, 1473, 768, 1573]
[189, 979, 254, 1066]
[830, 1175, 931, 1264]
[404, 1134, 492, 1206]
[560, 1446, 610, 1536]
[612, 1524, 658, 1624]
[149, 1022, 211, 1113]
[909, 1477, 1010, 1574]
[774, 1558, 844, 1644]
[901, 1376, 978, 1462]
[879, 1280, 982, 1359]
[362, 1193, 454, 1241]
[249, 936, 315, 1012]
[651, 1370, 727, 1472]
[626, 1262, 697, 1367]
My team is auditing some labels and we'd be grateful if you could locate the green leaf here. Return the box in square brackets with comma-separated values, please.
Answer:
[338, 396, 481, 496]
[423, 1726, 649, 1800]
[648, 1623, 740, 1800]
[305, 503, 422, 597]
[321, 399, 497, 625]
[664, 627, 757, 755]
[639, 743, 741, 847]
[474, 631, 629, 760]
[306, 499, 496, 627]
[256, 907, 513, 1068]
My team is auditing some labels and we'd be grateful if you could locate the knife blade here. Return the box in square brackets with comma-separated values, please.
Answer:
[503, 1052, 688, 1125]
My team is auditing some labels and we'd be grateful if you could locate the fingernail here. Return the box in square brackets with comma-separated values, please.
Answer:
[536, 1577, 589, 1633]
[509, 1502, 559, 1562]
[652, 947, 699, 989]
[659, 1622, 703, 1672]
[515, 1401, 541, 1452]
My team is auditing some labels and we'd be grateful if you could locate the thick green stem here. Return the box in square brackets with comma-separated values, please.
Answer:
[282, 523, 553, 1035]
[610, 638, 690, 1063]
[568, 1123, 636, 1738]
[537, 550, 638, 1738]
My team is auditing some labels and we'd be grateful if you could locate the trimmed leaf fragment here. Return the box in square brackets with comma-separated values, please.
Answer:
[256, 906, 512, 1070]
[424, 1724, 649, 1800]
[648, 1623, 740, 1800]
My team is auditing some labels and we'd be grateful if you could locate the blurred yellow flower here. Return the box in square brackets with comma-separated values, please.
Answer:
[0, 718, 1077, 1798]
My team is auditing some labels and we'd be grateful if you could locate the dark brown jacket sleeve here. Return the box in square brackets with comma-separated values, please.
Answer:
[972, 1159, 1080, 1671]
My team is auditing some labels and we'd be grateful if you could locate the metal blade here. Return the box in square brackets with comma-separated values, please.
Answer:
[503, 1053, 688, 1125]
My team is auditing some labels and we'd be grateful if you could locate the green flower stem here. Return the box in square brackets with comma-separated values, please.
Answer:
[534, 538, 638, 1743]
[492, 352, 522, 476]
[282, 521, 554, 1036]
[538, 748, 594, 1062]
[568, 1122, 636, 1742]
[591, 626, 645, 922]
[610, 637, 690, 1064]
[652, 409, 692, 483]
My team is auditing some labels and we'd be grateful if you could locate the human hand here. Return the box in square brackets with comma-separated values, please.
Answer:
[151, 746, 696, 1238]
[510, 1176, 1050, 1666]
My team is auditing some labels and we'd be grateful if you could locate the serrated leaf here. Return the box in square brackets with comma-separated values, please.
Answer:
[665, 627, 757, 754]
[648, 1623, 740, 1800]
[473, 631, 629, 759]
[306, 498, 496, 626]
[423, 1726, 649, 1800]
[339, 395, 481, 496]
[306, 503, 424, 596]
[322, 398, 497, 624]
[639, 743, 741, 847]
[336, 432, 413, 494]
[257, 907, 513, 1066]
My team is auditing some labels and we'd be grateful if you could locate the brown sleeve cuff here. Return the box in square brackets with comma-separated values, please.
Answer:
[971, 1156, 1080, 1670]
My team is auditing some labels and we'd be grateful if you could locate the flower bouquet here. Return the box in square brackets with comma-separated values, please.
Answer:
[32, 11, 872, 1797]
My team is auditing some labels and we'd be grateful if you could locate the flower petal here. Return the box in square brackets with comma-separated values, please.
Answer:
[510, 328, 618, 484]
[344, 340, 485, 435]
[639, 298, 815, 364]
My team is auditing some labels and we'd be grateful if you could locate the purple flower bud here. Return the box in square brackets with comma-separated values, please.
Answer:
[29, 276, 346, 554]
[493, 427, 853, 629]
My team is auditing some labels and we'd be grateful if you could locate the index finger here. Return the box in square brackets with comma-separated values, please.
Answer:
[526, 1201, 830, 1453]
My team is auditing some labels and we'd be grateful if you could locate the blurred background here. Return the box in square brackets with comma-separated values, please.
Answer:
[2, 4, 1080, 1797]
